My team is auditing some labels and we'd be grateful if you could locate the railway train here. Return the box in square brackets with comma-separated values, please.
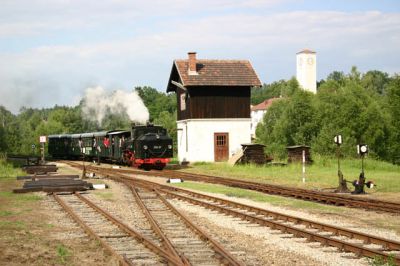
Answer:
[48, 123, 173, 170]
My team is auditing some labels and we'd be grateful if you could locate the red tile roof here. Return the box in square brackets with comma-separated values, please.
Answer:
[173, 59, 262, 87]
[251, 98, 280, 111]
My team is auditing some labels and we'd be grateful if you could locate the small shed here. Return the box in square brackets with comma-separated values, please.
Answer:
[286, 145, 312, 163]
[241, 143, 266, 165]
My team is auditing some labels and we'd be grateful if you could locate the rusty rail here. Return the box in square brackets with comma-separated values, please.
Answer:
[64, 163, 400, 264]
[54, 192, 183, 265]
[68, 162, 400, 214]
[152, 188, 245, 266]
[128, 184, 190, 265]
[53, 194, 132, 266]
[74, 193, 184, 265]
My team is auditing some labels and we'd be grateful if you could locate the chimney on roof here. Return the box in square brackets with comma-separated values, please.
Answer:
[188, 52, 198, 75]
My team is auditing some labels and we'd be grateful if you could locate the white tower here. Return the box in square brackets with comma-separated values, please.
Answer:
[296, 49, 317, 93]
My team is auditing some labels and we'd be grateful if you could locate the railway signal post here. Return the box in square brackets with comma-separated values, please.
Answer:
[352, 144, 370, 194]
[334, 135, 349, 192]
[39, 136, 46, 164]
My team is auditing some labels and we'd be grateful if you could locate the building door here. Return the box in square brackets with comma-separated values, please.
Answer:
[214, 133, 229, 162]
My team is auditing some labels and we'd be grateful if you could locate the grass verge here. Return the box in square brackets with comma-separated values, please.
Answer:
[183, 156, 400, 194]
[173, 181, 343, 213]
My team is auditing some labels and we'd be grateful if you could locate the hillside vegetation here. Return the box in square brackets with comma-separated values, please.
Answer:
[0, 67, 399, 164]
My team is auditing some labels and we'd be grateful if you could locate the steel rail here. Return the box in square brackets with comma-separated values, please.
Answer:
[156, 188, 400, 264]
[53, 194, 132, 266]
[71, 162, 400, 214]
[124, 178, 400, 252]
[74, 192, 184, 266]
[152, 188, 245, 266]
[68, 165, 400, 265]
[128, 184, 191, 265]
[156, 185, 400, 251]
[63, 162, 400, 251]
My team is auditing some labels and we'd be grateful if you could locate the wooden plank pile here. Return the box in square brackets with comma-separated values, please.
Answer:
[13, 176, 92, 193]
[14, 163, 92, 193]
[17, 175, 79, 180]
[240, 143, 267, 165]
[286, 145, 312, 164]
[22, 164, 58, 174]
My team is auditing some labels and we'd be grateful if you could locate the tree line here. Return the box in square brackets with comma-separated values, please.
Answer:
[254, 67, 400, 164]
[0, 67, 399, 164]
[0, 87, 176, 155]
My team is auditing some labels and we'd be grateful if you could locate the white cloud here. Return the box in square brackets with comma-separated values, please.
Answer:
[0, 7, 399, 112]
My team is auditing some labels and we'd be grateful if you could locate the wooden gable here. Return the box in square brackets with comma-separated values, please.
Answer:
[167, 52, 261, 121]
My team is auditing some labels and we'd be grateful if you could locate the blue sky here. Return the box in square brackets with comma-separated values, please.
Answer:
[0, 0, 399, 113]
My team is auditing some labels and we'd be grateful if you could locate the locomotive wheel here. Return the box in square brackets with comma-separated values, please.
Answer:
[142, 165, 151, 171]
[154, 165, 165, 171]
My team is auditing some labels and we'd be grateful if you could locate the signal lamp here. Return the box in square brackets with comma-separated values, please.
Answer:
[334, 135, 342, 145]
[357, 144, 368, 155]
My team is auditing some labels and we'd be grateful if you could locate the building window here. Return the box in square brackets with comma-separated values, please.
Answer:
[180, 93, 186, 111]
[216, 135, 226, 146]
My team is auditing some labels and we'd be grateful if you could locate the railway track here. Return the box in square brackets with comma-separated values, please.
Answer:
[53, 192, 182, 265]
[131, 185, 243, 265]
[64, 163, 400, 264]
[67, 162, 400, 214]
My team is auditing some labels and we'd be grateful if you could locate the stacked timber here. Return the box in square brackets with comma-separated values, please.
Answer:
[17, 175, 79, 180]
[240, 143, 266, 165]
[13, 176, 92, 193]
[286, 145, 312, 164]
[22, 164, 58, 174]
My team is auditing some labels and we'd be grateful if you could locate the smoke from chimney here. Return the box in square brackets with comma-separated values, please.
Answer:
[81, 86, 149, 126]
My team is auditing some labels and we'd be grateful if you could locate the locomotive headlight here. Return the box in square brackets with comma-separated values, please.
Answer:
[143, 145, 148, 150]
[168, 145, 172, 149]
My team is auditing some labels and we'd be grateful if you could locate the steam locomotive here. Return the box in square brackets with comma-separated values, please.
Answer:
[48, 123, 173, 170]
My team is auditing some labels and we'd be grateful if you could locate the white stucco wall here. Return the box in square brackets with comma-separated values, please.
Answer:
[177, 118, 251, 163]
[296, 52, 317, 93]
[250, 110, 266, 137]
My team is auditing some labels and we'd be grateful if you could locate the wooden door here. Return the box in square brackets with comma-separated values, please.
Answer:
[214, 133, 229, 162]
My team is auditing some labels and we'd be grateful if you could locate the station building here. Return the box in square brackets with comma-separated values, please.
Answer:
[166, 52, 261, 163]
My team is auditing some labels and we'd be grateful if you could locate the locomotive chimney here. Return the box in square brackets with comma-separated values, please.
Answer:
[188, 52, 197, 75]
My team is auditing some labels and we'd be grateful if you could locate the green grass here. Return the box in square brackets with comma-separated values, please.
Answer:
[92, 191, 114, 201]
[173, 181, 343, 212]
[0, 220, 26, 230]
[0, 159, 25, 180]
[181, 156, 400, 193]
[56, 244, 71, 264]
[0, 191, 42, 202]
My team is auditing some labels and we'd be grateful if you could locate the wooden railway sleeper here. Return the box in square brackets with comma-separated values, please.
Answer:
[153, 189, 244, 266]
[128, 183, 190, 266]
[73, 192, 183, 265]
[159, 188, 400, 264]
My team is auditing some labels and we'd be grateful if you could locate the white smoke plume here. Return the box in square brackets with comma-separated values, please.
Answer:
[81, 86, 149, 125]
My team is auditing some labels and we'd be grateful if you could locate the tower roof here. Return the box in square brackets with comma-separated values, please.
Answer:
[166, 52, 262, 92]
[296, 49, 316, 54]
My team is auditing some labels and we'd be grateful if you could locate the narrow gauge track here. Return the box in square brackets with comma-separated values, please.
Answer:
[68, 162, 400, 214]
[130, 184, 244, 266]
[68, 164, 400, 264]
[53, 192, 183, 265]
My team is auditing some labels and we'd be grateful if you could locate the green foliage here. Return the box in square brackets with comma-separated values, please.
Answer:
[251, 77, 301, 105]
[254, 68, 399, 163]
[386, 75, 400, 164]
[135, 86, 176, 121]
